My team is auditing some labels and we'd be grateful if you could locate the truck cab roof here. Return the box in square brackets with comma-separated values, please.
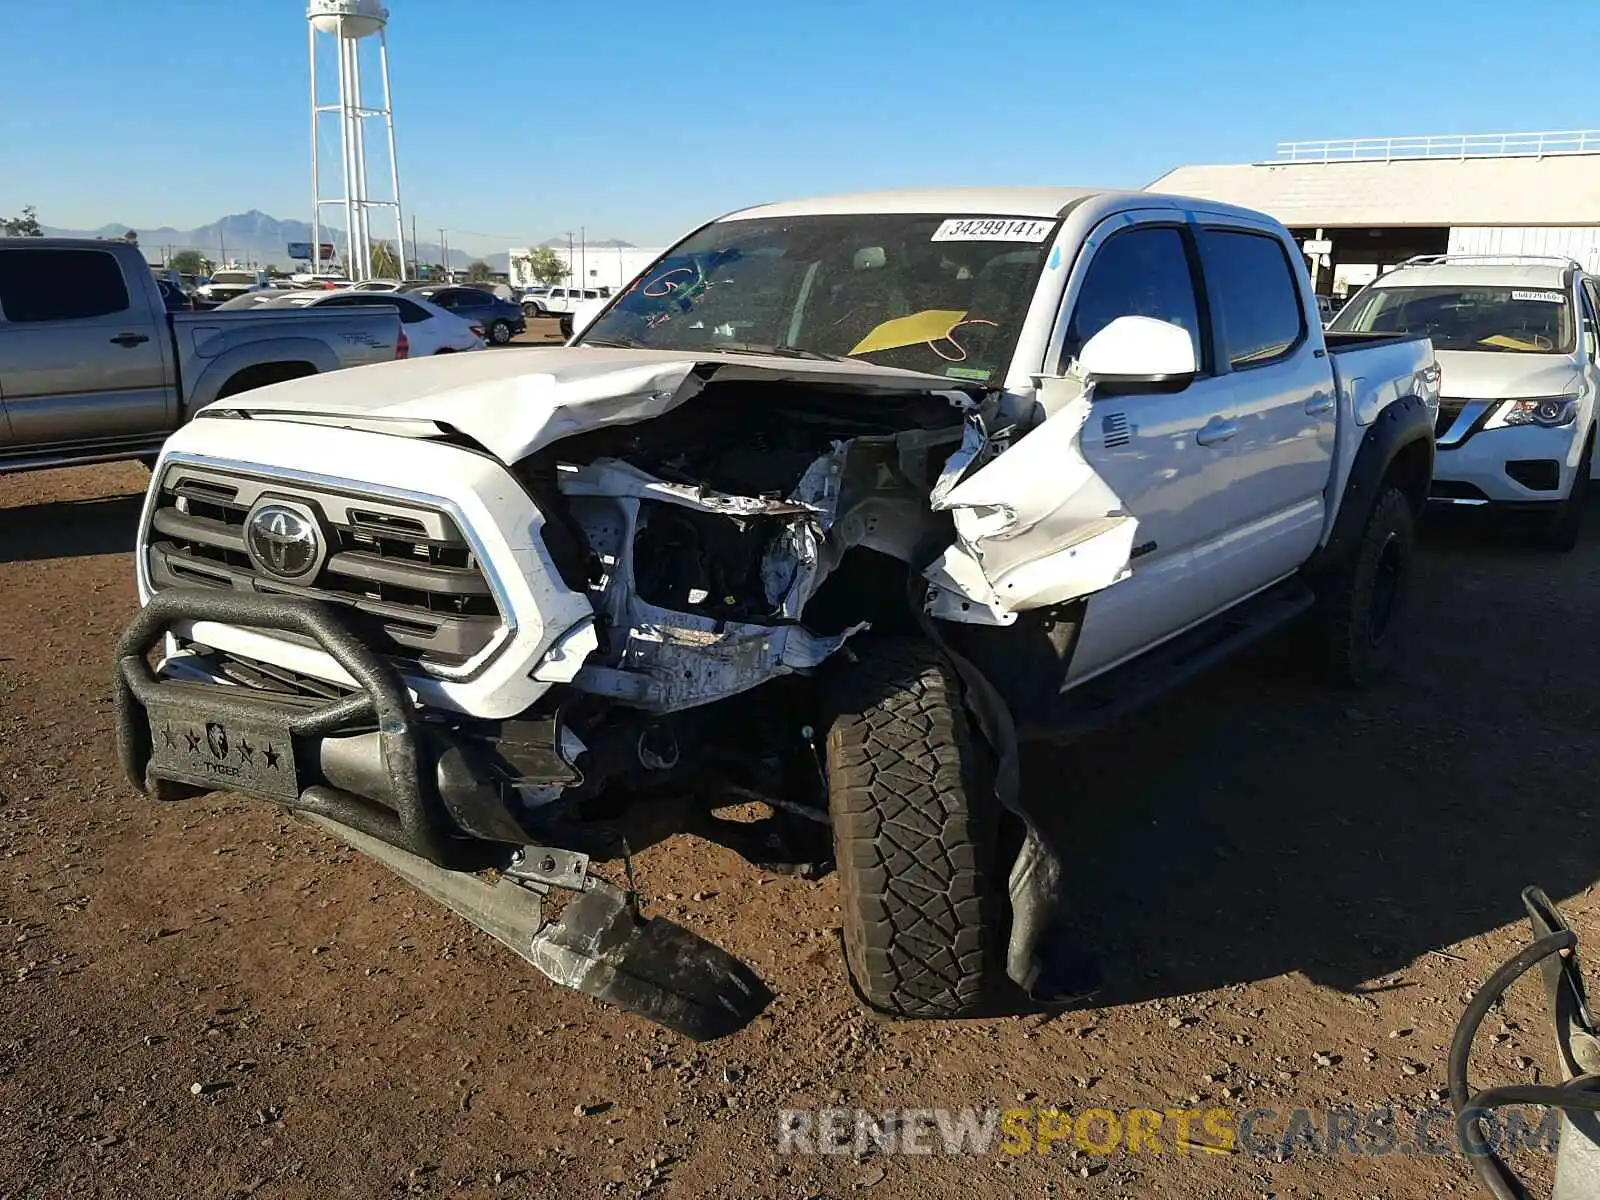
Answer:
[722, 186, 1273, 227]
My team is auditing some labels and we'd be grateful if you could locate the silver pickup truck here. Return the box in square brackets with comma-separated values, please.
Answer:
[0, 238, 406, 474]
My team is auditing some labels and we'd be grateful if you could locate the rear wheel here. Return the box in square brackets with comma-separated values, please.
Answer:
[559, 313, 574, 340]
[1309, 484, 1416, 686]
[1536, 431, 1592, 553]
[489, 319, 513, 345]
[821, 636, 997, 1018]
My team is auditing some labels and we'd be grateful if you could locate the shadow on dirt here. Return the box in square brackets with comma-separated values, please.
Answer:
[1038, 508, 1600, 1009]
[0, 493, 144, 563]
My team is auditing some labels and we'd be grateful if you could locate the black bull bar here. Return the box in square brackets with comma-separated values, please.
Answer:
[113, 590, 770, 1040]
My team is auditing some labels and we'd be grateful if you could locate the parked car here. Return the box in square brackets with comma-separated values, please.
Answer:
[246, 288, 485, 355]
[408, 285, 525, 344]
[194, 268, 270, 307]
[115, 188, 1437, 1035]
[524, 284, 604, 317]
[0, 238, 409, 474]
[1331, 253, 1598, 550]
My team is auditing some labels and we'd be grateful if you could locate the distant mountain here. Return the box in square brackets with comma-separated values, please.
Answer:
[35, 210, 536, 273]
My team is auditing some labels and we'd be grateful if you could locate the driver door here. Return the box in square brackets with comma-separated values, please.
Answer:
[1059, 215, 1256, 681]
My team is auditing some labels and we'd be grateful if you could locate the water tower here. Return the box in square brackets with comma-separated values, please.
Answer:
[308, 0, 405, 281]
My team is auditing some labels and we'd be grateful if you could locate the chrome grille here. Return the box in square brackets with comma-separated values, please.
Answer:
[144, 464, 504, 672]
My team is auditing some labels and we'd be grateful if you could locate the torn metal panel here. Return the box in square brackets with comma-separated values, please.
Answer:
[923, 544, 1017, 626]
[927, 375, 1137, 616]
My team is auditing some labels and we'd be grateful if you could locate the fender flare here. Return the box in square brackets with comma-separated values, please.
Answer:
[185, 338, 340, 415]
[1312, 394, 1435, 570]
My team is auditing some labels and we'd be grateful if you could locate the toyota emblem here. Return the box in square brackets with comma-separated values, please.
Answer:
[244, 503, 323, 581]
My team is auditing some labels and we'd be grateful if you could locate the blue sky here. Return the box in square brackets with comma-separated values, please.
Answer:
[0, 0, 1587, 254]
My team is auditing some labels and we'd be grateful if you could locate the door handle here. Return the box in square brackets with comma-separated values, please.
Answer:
[109, 332, 150, 347]
[1196, 417, 1237, 447]
[1305, 393, 1336, 415]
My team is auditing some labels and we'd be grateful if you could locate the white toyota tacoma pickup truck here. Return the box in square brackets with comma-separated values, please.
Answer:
[114, 188, 1439, 1038]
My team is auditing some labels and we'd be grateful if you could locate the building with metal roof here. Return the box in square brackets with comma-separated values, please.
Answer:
[1149, 131, 1600, 293]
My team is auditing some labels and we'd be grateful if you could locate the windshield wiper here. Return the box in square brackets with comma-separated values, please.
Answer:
[580, 336, 645, 349]
[711, 341, 849, 362]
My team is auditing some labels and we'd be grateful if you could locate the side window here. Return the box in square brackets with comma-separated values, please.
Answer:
[1063, 226, 1204, 368]
[0, 248, 131, 322]
[1198, 229, 1305, 368]
[394, 299, 431, 324]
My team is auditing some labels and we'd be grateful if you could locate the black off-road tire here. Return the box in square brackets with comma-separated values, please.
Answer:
[1536, 431, 1592, 553]
[559, 313, 574, 340]
[821, 636, 997, 1018]
[1311, 484, 1416, 687]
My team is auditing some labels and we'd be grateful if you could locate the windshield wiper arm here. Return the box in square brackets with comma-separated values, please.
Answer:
[712, 341, 848, 362]
[579, 336, 644, 349]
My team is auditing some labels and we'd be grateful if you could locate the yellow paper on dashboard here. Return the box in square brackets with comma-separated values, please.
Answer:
[1478, 334, 1546, 351]
[849, 310, 967, 356]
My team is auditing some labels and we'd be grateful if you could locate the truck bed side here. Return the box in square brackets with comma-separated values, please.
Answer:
[169, 305, 403, 414]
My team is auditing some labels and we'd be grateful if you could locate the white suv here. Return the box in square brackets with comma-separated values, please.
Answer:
[1332, 255, 1599, 550]
[522, 284, 607, 317]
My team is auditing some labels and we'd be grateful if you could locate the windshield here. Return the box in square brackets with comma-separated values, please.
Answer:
[211, 271, 257, 285]
[578, 213, 1059, 382]
[1331, 283, 1575, 354]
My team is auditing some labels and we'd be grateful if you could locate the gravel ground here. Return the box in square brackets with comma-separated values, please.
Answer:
[2, 461, 1596, 1200]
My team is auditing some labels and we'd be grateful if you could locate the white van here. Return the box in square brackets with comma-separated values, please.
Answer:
[1331, 254, 1600, 550]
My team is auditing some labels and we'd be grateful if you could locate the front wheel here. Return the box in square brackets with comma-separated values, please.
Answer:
[1536, 431, 1592, 553]
[489, 319, 513, 345]
[1309, 485, 1417, 686]
[821, 636, 997, 1018]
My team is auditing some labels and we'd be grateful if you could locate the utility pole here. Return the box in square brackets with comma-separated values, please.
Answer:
[580, 225, 586, 291]
[439, 227, 449, 280]
[218, 229, 226, 269]
[566, 231, 574, 285]
[410, 213, 419, 280]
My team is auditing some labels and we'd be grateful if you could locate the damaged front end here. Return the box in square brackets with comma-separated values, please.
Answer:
[117, 351, 1142, 1030]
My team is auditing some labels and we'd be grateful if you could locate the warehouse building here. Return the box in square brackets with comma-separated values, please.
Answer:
[507, 244, 666, 292]
[1150, 130, 1600, 296]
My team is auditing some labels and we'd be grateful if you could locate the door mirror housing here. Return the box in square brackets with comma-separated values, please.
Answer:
[1077, 315, 1198, 393]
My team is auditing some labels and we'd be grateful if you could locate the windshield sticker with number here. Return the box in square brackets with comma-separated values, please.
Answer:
[1511, 290, 1565, 304]
[931, 218, 1053, 243]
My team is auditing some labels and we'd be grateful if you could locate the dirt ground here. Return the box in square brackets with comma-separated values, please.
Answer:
[2, 459, 1597, 1200]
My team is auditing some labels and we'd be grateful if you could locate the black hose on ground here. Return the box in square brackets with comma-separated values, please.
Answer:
[1447, 928, 1594, 1200]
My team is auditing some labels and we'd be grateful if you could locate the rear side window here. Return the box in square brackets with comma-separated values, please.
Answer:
[1199, 229, 1305, 368]
[0, 248, 131, 322]
[1063, 225, 1204, 367]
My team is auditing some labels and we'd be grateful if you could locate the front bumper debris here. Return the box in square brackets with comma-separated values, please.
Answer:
[113, 590, 771, 1039]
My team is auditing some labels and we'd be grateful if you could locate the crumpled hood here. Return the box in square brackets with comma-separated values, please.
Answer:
[204, 346, 966, 463]
[1434, 350, 1584, 401]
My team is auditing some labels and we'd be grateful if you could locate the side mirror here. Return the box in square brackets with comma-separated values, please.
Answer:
[569, 296, 608, 341]
[1077, 315, 1198, 393]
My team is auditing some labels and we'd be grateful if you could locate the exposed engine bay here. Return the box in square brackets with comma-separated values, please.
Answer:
[520, 378, 972, 714]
